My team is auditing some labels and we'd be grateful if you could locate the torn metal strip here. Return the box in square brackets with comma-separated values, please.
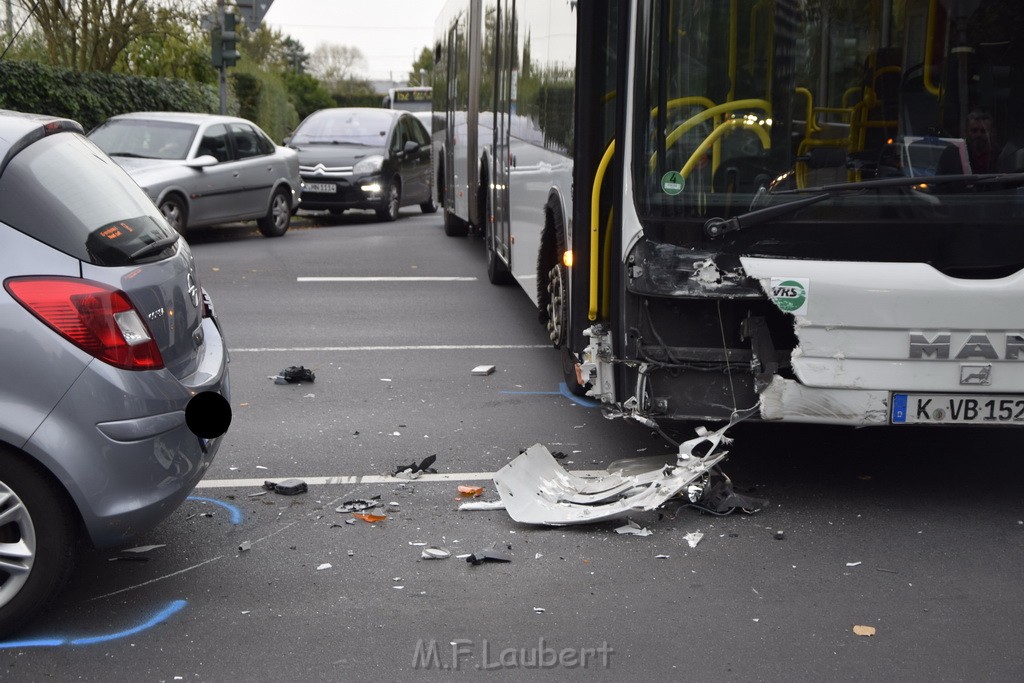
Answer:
[493, 423, 732, 526]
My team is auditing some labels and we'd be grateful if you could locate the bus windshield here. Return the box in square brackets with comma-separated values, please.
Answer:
[631, 0, 1024, 233]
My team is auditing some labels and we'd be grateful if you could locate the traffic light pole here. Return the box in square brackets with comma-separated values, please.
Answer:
[211, 1, 240, 114]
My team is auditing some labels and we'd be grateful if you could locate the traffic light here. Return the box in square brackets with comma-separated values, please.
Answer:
[211, 12, 241, 69]
[220, 13, 241, 68]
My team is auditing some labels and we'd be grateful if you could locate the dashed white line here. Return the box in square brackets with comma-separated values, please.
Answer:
[230, 344, 549, 352]
[195, 470, 608, 489]
[298, 276, 478, 282]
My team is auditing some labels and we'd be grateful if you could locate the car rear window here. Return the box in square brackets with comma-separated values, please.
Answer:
[0, 132, 177, 266]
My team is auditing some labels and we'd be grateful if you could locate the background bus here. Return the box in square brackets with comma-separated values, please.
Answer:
[434, 0, 1024, 434]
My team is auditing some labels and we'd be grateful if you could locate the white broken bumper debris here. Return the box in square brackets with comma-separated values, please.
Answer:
[493, 424, 732, 526]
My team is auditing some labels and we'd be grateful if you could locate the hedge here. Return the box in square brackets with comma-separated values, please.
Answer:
[0, 60, 218, 132]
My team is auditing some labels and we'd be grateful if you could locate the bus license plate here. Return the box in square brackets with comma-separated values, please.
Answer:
[891, 393, 1024, 424]
[306, 182, 336, 193]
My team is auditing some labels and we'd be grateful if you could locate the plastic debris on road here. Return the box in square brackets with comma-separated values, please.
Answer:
[394, 454, 437, 478]
[466, 542, 512, 565]
[853, 625, 877, 637]
[457, 485, 485, 498]
[421, 547, 452, 560]
[353, 513, 387, 523]
[614, 520, 653, 537]
[336, 496, 381, 513]
[458, 500, 506, 511]
[272, 366, 315, 384]
[684, 531, 704, 548]
[263, 479, 308, 495]
[471, 364, 496, 376]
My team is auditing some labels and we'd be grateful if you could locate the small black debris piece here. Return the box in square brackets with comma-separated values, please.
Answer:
[393, 454, 437, 477]
[263, 478, 308, 495]
[551, 451, 568, 460]
[466, 542, 512, 565]
[696, 470, 768, 514]
[336, 495, 382, 513]
[274, 366, 316, 384]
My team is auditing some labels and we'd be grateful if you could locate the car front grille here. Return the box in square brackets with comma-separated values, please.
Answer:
[300, 164, 353, 178]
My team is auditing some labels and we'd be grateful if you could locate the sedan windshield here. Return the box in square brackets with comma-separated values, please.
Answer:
[291, 110, 392, 146]
[89, 119, 198, 160]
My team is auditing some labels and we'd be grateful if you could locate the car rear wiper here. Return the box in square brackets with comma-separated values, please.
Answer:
[129, 233, 179, 261]
[704, 172, 1024, 238]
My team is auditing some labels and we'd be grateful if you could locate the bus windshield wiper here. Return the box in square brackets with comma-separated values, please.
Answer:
[704, 172, 1024, 238]
[130, 233, 179, 261]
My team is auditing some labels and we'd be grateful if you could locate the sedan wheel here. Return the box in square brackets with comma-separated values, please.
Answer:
[0, 453, 77, 640]
[376, 179, 400, 222]
[258, 188, 291, 237]
[159, 196, 188, 234]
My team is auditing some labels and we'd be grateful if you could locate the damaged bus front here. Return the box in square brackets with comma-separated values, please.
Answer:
[577, 0, 1024, 429]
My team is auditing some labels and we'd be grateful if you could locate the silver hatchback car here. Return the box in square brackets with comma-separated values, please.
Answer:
[0, 110, 232, 639]
[88, 112, 301, 237]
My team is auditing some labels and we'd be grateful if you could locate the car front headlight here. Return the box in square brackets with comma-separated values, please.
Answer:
[352, 155, 384, 175]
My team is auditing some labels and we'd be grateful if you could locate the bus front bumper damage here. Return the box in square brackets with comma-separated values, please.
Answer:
[493, 421, 746, 526]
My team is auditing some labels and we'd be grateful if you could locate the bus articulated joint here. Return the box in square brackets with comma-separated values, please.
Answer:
[580, 324, 615, 405]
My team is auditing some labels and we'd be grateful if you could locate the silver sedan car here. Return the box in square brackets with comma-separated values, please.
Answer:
[0, 110, 231, 639]
[88, 112, 301, 237]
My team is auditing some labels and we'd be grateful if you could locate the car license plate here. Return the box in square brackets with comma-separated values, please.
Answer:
[891, 393, 1024, 424]
[305, 182, 336, 194]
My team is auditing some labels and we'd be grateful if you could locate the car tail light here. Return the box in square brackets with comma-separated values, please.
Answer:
[4, 276, 164, 370]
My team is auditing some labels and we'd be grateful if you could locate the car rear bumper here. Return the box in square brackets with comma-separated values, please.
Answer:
[23, 317, 231, 548]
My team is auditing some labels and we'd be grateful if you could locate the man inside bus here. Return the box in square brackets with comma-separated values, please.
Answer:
[966, 109, 995, 173]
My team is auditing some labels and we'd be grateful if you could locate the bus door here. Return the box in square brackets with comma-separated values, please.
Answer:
[491, 0, 515, 267]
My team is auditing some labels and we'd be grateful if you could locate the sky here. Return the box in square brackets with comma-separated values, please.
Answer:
[261, 0, 447, 83]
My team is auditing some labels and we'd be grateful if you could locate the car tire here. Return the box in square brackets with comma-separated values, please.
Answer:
[376, 179, 401, 222]
[0, 450, 78, 640]
[159, 195, 188, 235]
[420, 194, 438, 214]
[257, 188, 291, 237]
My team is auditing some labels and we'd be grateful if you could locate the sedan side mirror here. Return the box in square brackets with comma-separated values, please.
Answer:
[403, 140, 421, 155]
[187, 154, 219, 168]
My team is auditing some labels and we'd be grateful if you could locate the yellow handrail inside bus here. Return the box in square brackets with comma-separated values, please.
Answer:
[590, 140, 616, 321]
[923, 0, 941, 96]
[679, 117, 771, 179]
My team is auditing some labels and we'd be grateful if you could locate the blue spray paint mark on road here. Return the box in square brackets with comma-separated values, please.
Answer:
[0, 600, 187, 649]
[559, 383, 601, 408]
[187, 495, 244, 524]
[498, 384, 600, 409]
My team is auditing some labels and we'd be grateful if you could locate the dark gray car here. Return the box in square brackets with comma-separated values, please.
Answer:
[89, 112, 301, 237]
[0, 110, 231, 639]
[287, 108, 436, 221]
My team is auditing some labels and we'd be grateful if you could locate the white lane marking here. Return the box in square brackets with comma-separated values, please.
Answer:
[230, 344, 549, 352]
[298, 276, 478, 282]
[196, 470, 609, 489]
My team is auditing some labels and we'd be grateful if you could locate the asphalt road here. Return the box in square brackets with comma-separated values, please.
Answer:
[2, 209, 1022, 681]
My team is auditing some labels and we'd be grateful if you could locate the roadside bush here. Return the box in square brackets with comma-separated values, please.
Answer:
[230, 65, 299, 142]
[0, 60, 217, 131]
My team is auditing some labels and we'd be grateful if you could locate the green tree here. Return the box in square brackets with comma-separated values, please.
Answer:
[28, 0, 201, 72]
[408, 46, 432, 86]
[281, 71, 335, 120]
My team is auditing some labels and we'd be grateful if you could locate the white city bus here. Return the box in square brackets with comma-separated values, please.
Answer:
[434, 0, 1024, 431]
